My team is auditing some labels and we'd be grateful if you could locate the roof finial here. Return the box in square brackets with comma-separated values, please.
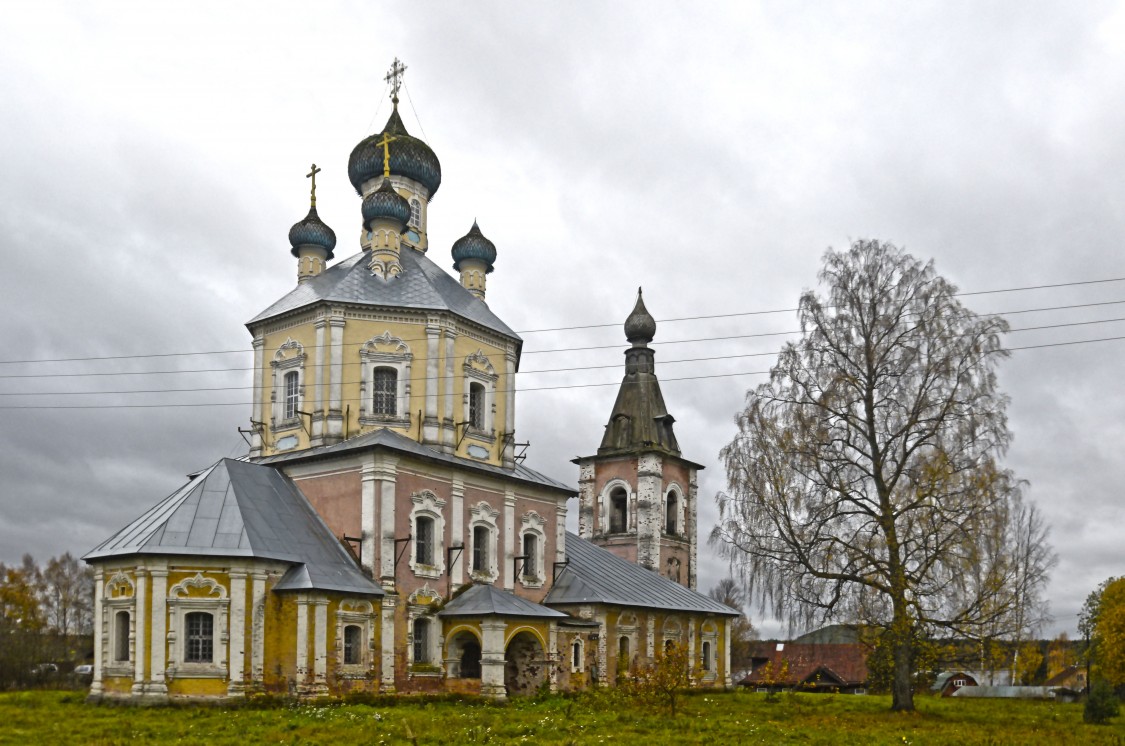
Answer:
[306, 163, 321, 207]
[385, 57, 407, 108]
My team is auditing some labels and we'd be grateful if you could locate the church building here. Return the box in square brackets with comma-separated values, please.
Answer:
[83, 61, 736, 701]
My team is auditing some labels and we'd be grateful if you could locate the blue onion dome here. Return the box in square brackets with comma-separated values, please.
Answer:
[451, 221, 497, 273]
[624, 288, 656, 344]
[348, 107, 442, 197]
[288, 205, 336, 259]
[361, 178, 411, 227]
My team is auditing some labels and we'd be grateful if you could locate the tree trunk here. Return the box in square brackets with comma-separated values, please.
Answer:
[890, 600, 915, 711]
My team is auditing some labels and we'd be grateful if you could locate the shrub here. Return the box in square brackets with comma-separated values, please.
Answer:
[1084, 679, 1120, 724]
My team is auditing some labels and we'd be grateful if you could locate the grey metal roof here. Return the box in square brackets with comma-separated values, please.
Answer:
[84, 458, 383, 597]
[246, 247, 520, 345]
[438, 583, 568, 619]
[544, 533, 739, 616]
[256, 427, 574, 495]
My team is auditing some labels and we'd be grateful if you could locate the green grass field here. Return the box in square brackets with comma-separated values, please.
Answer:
[1, 689, 1122, 745]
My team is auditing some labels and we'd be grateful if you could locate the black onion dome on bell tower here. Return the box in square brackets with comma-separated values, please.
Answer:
[451, 221, 497, 273]
[361, 178, 411, 226]
[624, 288, 657, 345]
[348, 108, 442, 197]
[289, 205, 336, 260]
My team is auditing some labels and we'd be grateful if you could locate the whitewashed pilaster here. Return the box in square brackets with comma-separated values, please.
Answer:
[442, 329, 456, 450]
[312, 318, 327, 445]
[147, 568, 168, 696]
[227, 570, 247, 696]
[327, 315, 345, 440]
[451, 477, 465, 588]
[250, 337, 264, 456]
[376, 455, 399, 589]
[423, 323, 440, 446]
[251, 572, 267, 686]
[313, 597, 329, 694]
[361, 455, 378, 576]
[503, 490, 516, 591]
[380, 595, 397, 693]
[131, 570, 147, 695]
[90, 569, 104, 697]
[295, 595, 309, 687]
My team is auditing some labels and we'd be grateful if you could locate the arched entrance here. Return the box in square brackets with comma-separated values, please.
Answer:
[504, 631, 546, 697]
[447, 630, 482, 679]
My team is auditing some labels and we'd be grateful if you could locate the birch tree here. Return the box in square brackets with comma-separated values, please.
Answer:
[712, 240, 1054, 711]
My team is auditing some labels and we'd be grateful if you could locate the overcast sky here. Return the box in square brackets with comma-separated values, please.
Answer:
[2, 2, 1123, 639]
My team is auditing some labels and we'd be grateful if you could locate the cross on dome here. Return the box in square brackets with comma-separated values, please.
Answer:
[385, 57, 407, 105]
[306, 163, 321, 206]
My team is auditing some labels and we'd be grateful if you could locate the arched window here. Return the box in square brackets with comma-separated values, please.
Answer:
[664, 639, 675, 655]
[409, 198, 422, 228]
[415, 515, 435, 566]
[618, 636, 630, 661]
[412, 618, 430, 664]
[284, 371, 300, 421]
[521, 532, 538, 578]
[185, 612, 213, 663]
[372, 367, 397, 416]
[469, 382, 486, 430]
[610, 487, 628, 533]
[702, 640, 712, 671]
[665, 490, 678, 535]
[472, 525, 490, 573]
[114, 610, 130, 662]
[343, 624, 362, 665]
[572, 640, 584, 672]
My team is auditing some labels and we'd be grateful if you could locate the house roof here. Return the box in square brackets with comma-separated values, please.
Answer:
[742, 642, 869, 687]
[83, 458, 383, 597]
[544, 533, 738, 616]
[246, 248, 520, 347]
[438, 583, 568, 619]
[255, 426, 574, 495]
[1043, 665, 1084, 688]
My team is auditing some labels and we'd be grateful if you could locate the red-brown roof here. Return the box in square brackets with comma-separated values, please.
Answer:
[741, 642, 869, 687]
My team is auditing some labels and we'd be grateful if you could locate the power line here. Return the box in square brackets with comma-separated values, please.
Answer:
[2, 305, 1123, 382]
[6, 315, 1125, 397]
[2, 332, 1123, 410]
[2, 277, 1125, 367]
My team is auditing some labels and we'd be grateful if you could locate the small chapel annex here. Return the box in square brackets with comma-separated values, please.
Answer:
[83, 62, 737, 701]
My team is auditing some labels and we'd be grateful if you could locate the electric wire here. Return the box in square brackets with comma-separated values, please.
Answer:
[2, 277, 1124, 367]
[4, 315, 1125, 397]
[2, 332, 1123, 410]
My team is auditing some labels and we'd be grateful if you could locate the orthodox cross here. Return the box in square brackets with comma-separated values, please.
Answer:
[306, 163, 321, 206]
[385, 57, 407, 104]
[373, 132, 398, 177]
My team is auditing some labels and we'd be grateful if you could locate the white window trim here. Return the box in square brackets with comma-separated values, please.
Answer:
[571, 637, 585, 673]
[518, 511, 547, 588]
[664, 484, 685, 536]
[700, 620, 718, 680]
[462, 351, 498, 442]
[406, 587, 442, 675]
[409, 491, 446, 579]
[599, 479, 633, 535]
[335, 599, 375, 678]
[468, 501, 500, 583]
[271, 338, 306, 434]
[101, 571, 135, 677]
[359, 332, 413, 428]
[662, 617, 683, 651]
[166, 573, 229, 679]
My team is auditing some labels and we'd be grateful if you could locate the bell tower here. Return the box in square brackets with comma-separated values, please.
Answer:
[573, 289, 700, 589]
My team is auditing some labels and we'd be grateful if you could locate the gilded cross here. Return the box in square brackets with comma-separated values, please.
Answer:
[373, 132, 398, 177]
[385, 57, 407, 104]
[306, 163, 321, 206]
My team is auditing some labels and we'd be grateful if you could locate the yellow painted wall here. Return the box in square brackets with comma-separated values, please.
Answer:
[257, 309, 512, 464]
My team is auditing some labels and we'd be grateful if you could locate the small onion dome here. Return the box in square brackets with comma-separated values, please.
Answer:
[361, 178, 411, 227]
[624, 288, 656, 344]
[348, 108, 441, 197]
[451, 221, 497, 273]
[289, 205, 336, 260]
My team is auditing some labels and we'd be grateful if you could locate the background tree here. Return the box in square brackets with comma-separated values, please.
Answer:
[1080, 577, 1117, 693]
[1046, 632, 1077, 680]
[1088, 577, 1125, 689]
[707, 578, 758, 679]
[712, 240, 1055, 712]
